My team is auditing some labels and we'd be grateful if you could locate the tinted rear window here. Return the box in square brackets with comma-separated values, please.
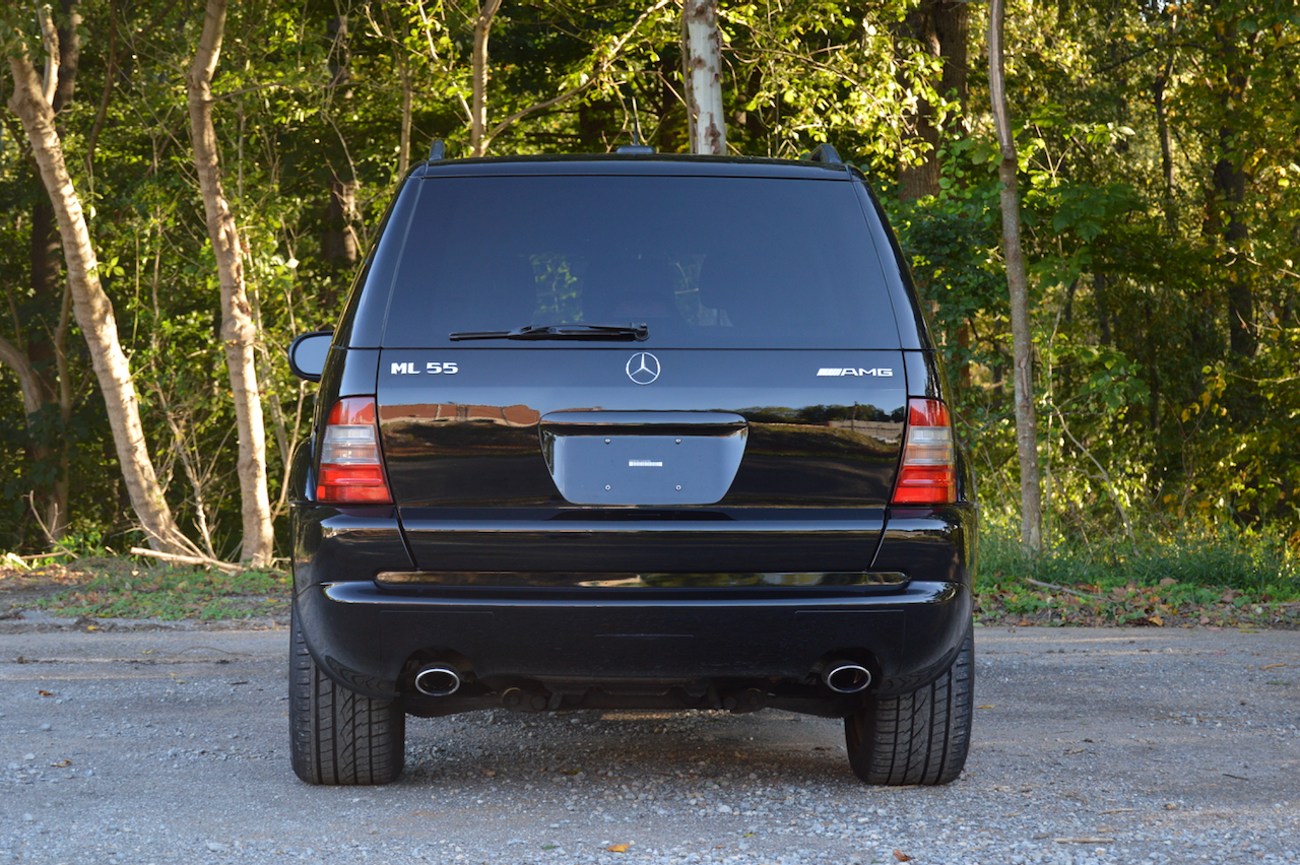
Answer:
[378, 175, 901, 349]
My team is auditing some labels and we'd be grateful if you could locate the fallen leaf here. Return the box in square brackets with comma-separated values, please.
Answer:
[50, 759, 72, 768]
[1260, 663, 1287, 671]
[606, 843, 630, 853]
[1147, 614, 1164, 627]
[893, 850, 914, 862]
[977, 704, 995, 710]
[37, 689, 56, 698]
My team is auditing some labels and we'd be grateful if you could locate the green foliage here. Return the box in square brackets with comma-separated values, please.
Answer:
[983, 518, 1297, 594]
[885, 0, 1298, 552]
[1181, 324, 1300, 524]
[977, 520, 1300, 627]
[0, 0, 1296, 565]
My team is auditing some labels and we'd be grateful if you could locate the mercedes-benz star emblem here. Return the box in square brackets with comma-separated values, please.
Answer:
[625, 351, 661, 385]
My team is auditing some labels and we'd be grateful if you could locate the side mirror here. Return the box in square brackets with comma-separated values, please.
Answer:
[288, 331, 333, 382]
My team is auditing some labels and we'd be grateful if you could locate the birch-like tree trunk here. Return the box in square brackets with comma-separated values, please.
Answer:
[470, 0, 503, 157]
[989, 0, 1042, 553]
[398, 56, 413, 175]
[681, 0, 726, 155]
[187, 0, 274, 567]
[7, 52, 192, 556]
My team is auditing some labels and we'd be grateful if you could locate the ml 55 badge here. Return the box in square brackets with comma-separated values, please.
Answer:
[390, 361, 459, 375]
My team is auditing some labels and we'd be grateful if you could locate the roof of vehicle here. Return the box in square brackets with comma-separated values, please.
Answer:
[410, 150, 862, 181]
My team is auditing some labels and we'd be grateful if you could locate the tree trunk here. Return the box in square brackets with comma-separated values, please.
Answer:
[896, 0, 971, 388]
[186, 0, 275, 567]
[398, 57, 413, 175]
[989, 0, 1042, 553]
[322, 12, 359, 270]
[8, 52, 192, 556]
[323, 178, 359, 269]
[22, 225, 73, 542]
[1211, 158, 1253, 356]
[682, 0, 726, 155]
[16, 0, 84, 543]
[470, 0, 503, 157]
[0, 332, 64, 541]
[898, 0, 969, 201]
[1154, 58, 1177, 235]
[0, 336, 45, 419]
[1206, 3, 1256, 360]
[326, 14, 351, 94]
[1215, 149, 1254, 358]
[1212, 118, 1255, 358]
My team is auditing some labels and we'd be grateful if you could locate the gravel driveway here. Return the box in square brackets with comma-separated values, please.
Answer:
[2, 625, 1297, 864]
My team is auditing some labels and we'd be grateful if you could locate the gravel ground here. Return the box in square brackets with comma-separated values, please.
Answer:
[1, 625, 1297, 864]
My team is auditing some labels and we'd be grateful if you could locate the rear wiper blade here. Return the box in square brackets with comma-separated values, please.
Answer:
[449, 323, 649, 342]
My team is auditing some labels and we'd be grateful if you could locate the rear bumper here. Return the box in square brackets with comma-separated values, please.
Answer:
[296, 578, 972, 702]
[291, 502, 976, 706]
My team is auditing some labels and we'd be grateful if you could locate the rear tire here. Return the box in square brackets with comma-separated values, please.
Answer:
[844, 624, 974, 786]
[289, 604, 405, 785]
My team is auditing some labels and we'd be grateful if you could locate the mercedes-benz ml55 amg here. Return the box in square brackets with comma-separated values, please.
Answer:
[287, 144, 977, 786]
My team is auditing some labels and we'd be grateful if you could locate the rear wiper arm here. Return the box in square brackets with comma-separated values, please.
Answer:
[449, 323, 649, 342]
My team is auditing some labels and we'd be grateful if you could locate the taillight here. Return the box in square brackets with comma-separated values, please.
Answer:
[316, 397, 392, 504]
[891, 398, 957, 505]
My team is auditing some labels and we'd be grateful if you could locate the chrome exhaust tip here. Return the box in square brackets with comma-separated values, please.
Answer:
[823, 663, 872, 694]
[413, 665, 462, 697]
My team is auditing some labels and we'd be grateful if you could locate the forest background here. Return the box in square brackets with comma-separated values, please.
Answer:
[0, 0, 1297, 602]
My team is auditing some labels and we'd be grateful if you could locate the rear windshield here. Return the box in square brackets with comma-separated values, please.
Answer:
[378, 175, 901, 349]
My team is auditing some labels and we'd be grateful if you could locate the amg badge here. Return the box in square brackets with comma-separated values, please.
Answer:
[817, 367, 894, 377]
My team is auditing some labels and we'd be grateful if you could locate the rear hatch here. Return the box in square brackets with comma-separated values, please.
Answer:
[368, 165, 911, 580]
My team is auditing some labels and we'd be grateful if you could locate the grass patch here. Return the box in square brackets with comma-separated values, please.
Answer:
[977, 527, 1300, 628]
[26, 557, 289, 621]
[5, 528, 1299, 628]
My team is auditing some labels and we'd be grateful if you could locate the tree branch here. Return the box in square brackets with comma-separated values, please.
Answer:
[129, 546, 245, 575]
[38, 3, 60, 107]
[85, 1, 119, 170]
[0, 334, 44, 417]
[487, 0, 673, 144]
[406, 0, 472, 125]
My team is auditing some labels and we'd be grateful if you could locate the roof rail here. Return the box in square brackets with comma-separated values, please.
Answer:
[428, 139, 447, 161]
[615, 143, 656, 155]
[804, 143, 842, 165]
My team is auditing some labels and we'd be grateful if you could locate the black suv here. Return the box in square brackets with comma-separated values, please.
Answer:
[287, 145, 977, 787]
